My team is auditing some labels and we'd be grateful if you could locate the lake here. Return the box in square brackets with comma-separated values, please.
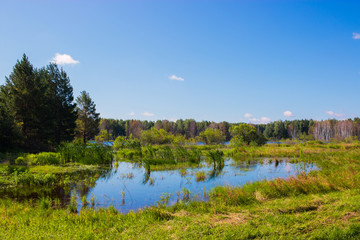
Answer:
[72, 158, 317, 212]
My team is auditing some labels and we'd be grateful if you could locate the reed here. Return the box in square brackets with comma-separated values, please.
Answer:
[181, 188, 191, 202]
[81, 195, 88, 208]
[149, 177, 155, 185]
[206, 149, 224, 168]
[90, 194, 96, 208]
[195, 171, 206, 182]
[58, 142, 113, 165]
[68, 195, 78, 213]
[121, 191, 125, 205]
[179, 169, 188, 177]
[157, 193, 170, 207]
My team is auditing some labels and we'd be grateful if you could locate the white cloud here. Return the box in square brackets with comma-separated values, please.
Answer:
[129, 112, 135, 116]
[244, 113, 252, 118]
[352, 32, 360, 39]
[249, 118, 259, 123]
[142, 112, 155, 117]
[326, 111, 345, 118]
[249, 117, 271, 124]
[283, 110, 294, 117]
[169, 75, 184, 81]
[169, 118, 177, 122]
[52, 53, 79, 65]
[260, 117, 271, 123]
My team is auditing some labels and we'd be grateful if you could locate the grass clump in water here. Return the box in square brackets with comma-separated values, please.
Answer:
[195, 171, 206, 182]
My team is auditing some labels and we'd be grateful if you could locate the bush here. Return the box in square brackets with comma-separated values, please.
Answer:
[199, 128, 225, 145]
[140, 128, 174, 145]
[230, 124, 267, 146]
[113, 136, 141, 150]
[32, 152, 61, 165]
[15, 156, 27, 166]
[17, 152, 61, 166]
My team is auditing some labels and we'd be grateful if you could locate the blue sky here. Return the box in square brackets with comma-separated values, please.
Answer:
[0, 0, 359, 123]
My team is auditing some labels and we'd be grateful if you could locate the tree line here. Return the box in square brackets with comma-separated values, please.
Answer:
[96, 119, 232, 142]
[98, 118, 360, 143]
[0, 54, 100, 152]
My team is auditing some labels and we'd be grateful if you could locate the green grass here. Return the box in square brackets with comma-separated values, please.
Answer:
[29, 164, 104, 174]
[0, 190, 359, 239]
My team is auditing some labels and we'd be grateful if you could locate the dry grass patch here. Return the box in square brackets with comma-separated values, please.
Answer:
[210, 213, 249, 226]
[342, 212, 360, 222]
[172, 210, 191, 218]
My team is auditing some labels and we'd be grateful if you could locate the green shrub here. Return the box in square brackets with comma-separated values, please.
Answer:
[17, 152, 61, 166]
[140, 128, 174, 145]
[38, 197, 51, 210]
[113, 136, 141, 150]
[15, 156, 27, 166]
[32, 152, 61, 165]
[199, 128, 225, 145]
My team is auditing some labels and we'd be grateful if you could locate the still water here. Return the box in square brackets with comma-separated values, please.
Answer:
[73, 158, 317, 212]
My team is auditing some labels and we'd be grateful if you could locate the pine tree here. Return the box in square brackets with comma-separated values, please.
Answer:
[0, 86, 21, 151]
[75, 91, 100, 143]
[1, 54, 78, 151]
[45, 63, 77, 145]
[4, 54, 50, 151]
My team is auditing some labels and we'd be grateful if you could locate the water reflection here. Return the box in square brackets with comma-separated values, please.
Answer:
[75, 158, 317, 213]
[208, 161, 225, 180]
[0, 167, 113, 208]
[0, 158, 317, 213]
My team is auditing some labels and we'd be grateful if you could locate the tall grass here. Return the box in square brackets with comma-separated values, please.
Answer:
[11, 171, 57, 186]
[210, 150, 360, 206]
[206, 150, 224, 168]
[57, 142, 113, 165]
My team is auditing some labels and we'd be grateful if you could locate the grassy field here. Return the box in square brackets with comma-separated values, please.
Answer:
[1, 143, 360, 239]
[1, 189, 359, 239]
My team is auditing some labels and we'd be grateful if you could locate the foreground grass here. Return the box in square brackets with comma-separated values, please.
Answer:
[0, 189, 359, 239]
